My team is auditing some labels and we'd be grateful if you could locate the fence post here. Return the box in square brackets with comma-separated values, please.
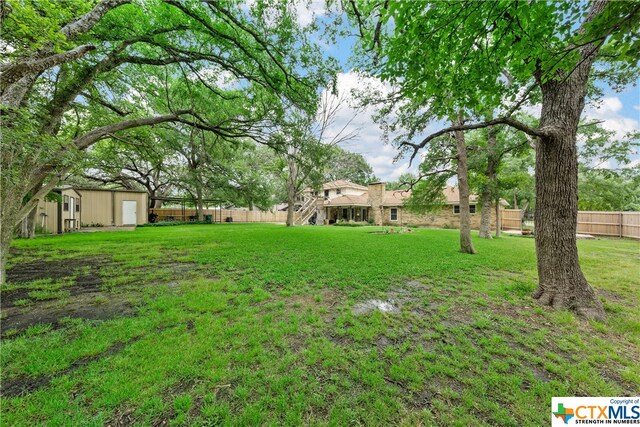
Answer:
[620, 212, 623, 238]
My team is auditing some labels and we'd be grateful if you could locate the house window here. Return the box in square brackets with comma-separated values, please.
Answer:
[63, 195, 69, 211]
[453, 205, 476, 214]
[390, 208, 398, 221]
[324, 190, 329, 197]
[342, 208, 348, 219]
[336, 189, 342, 195]
[75, 202, 80, 212]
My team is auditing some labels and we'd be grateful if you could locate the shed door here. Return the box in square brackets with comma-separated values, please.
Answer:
[122, 200, 137, 225]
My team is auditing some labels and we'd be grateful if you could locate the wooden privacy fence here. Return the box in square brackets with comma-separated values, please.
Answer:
[501, 209, 523, 230]
[577, 211, 640, 238]
[500, 209, 640, 239]
[150, 208, 288, 223]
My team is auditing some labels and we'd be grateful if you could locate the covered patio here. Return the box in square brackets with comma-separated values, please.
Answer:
[324, 194, 371, 224]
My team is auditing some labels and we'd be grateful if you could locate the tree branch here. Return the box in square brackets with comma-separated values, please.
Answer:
[59, 0, 131, 41]
[0, 45, 96, 88]
[73, 110, 193, 150]
[403, 117, 548, 165]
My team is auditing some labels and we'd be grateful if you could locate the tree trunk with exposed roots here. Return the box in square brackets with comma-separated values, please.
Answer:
[532, 29, 605, 319]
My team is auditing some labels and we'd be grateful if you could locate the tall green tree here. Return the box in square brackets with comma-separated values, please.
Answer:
[80, 128, 178, 209]
[324, 146, 377, 185]
[0, 0, 333, 282]
[348, 0, 639, 319]
[276, 90, 361, 226]
[577, 127, 640, 211]
[467, 120, 534, 238]
[578, 168, 640, 211]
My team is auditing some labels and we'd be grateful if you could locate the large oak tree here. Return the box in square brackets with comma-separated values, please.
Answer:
[349, 0, 639, 319]
[0, 0, 334, 282]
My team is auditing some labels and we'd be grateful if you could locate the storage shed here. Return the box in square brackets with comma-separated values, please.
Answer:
[75, 188, 148, 227]
[36, 187, 148, 234]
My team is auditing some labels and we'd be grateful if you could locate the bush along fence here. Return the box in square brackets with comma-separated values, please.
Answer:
[149, 208, 288, 224]
[500, 209, 640, 239]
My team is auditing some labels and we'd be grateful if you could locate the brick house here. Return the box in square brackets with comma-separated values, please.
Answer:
[301, 180, 506, 230]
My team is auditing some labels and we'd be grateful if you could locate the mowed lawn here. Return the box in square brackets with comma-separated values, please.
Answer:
[1, 224, 639, 426]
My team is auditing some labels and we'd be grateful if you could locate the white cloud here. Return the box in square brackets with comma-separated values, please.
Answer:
[598, 96, 624, 114]
[627, 158, 640, 168]
[583, 96, 639, 139]
[593, 159, 612, 169]
[295, 0, 327, 27]
[189, 67, 238, 89]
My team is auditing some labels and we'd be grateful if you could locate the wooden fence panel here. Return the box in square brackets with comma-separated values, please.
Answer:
[149, 208, 287, 224]
[501, 209, 522, 230]
[622, 212, 640, 239]
[577, 211, 622, 237]
[150, 208, 639, 237]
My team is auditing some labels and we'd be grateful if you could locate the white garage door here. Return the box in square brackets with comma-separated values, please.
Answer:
[122, 200, 137, 225]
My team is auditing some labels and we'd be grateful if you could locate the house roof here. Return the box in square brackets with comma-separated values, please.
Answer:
[316, 182, 506, 208]
[442, 186, 478, 204]
[321, 180, 368, 191]
[382, 189, 411, 206]
[324, 194, 370, 207]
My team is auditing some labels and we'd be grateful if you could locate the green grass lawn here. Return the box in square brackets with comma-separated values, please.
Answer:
[1, 224, 639, 426]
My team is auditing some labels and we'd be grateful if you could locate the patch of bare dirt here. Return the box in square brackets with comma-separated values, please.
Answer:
[1, 257, 140, 336]
[6, 256, 110, 283]
[0, 335, 142, 397]
[1, 293, 136, 336]
[1, 255, 204, 335]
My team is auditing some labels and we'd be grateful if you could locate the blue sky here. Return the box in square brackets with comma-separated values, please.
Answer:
[303, 2, 640, 181]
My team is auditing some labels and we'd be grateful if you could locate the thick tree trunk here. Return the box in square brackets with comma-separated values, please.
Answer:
[534, 126, 603, 319]
[286, 157, 297, 227]
[479, 192, 493, 239]
[20, 206, 38, 238]
[532, 24, 605, 319]
[453, 119, 476, 254]
[0, 223, 11, 285]
[0, 201, 21, 285]
[196, 186, 204, 222]
[495, 198, 501, 238]
[479, 127, 498, 238]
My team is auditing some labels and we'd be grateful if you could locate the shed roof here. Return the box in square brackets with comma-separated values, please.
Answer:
[55, 186, 82, 198]
[73, 186, 147, 194]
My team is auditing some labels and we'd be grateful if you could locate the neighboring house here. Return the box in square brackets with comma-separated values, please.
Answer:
[36, 187, 148, 234]
[299, 180, 506, 230]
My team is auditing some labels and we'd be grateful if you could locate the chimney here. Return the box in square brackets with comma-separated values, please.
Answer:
[368, 182, 385, 225]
